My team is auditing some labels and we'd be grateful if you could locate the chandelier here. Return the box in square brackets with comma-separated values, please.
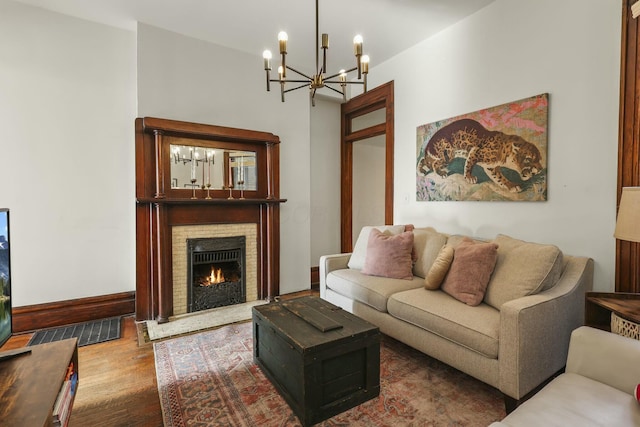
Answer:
[262, 0, 369, 106]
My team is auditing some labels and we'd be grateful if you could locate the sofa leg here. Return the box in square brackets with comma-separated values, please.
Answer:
[503, 395, 520, 414]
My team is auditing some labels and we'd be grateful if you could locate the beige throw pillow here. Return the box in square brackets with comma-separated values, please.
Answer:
[441, 238, 499, 306]
[424, 245, 454, 290]
[484, 234, 564, 309]
[361, 229, 415, 280]
[412, 228, 448, 278]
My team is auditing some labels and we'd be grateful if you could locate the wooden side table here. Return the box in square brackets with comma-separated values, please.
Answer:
[0, 338, 78, 426]
[585, 292, 640, 331]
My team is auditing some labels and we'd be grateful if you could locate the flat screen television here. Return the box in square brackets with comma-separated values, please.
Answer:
[0, 208, 12, 348]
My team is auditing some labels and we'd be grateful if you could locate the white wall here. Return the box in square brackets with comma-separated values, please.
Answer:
[0, 1, 137, 306]
[366, 0, 621, 291]
[137, 24, 311, 294]
[310, 97, 341, 264]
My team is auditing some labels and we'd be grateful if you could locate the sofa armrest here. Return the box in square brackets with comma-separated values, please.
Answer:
[498, 256, 594, 400]
[319, 253, 351, 299]
[566, 326, 640, 395]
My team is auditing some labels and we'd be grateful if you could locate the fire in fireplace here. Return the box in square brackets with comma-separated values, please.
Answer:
[187, 236, 246, 313]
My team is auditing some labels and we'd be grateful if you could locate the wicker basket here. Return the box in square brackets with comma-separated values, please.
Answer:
[611, 312, 640, 340]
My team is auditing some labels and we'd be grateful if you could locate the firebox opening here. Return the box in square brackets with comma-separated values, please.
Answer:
[193, 261, 241, 287]
[187, 236, 246, 313]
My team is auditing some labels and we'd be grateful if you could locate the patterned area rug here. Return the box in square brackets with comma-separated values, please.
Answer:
[154, 322, 505, 426]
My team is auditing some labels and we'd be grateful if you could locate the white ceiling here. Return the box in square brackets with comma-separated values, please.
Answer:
[12, 0, 495, 75]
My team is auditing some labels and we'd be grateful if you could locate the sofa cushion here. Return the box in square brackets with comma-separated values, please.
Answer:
[388, 288, 500, 358]
[484, 234, 564, 309]
[325, 269, 424, 312]
[361, 229, 414, 280]
[348, 225, 406, 270]
[412, 227, 448, 278]
[441, 239, 499, 306]
[496, 373, 640, 427]
[424, 245, 454, 290]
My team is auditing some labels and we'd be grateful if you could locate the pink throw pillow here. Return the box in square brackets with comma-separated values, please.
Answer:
[362, 229, 414, 280]
[441, 238, 499, 306]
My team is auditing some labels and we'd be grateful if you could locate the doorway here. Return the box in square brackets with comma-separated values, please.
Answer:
[340, 81, 394, 252]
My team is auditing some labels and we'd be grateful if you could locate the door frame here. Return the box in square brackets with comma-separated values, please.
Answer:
[340, 81, 394, 252]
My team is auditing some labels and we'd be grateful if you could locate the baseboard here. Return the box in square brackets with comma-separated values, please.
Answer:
[13, 291, 136, 333]
[311, 266, 319, 289]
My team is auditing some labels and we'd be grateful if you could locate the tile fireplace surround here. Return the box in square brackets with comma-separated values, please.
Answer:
[172, 223, 258, 316]
[135, 117, 285, 323]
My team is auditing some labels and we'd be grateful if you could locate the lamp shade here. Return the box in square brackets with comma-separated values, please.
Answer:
[614, 187, 640, 242]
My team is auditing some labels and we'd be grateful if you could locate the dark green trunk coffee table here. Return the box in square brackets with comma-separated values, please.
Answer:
[252, 296, 380, 426]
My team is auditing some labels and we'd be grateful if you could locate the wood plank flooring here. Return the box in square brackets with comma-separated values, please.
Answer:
[1, 290, 317, 426]
[3, 315, 163, 427]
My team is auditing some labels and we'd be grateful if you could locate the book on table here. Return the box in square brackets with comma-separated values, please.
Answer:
[52, 361, 78, 426]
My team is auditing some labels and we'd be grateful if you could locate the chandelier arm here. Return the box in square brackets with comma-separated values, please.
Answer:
[325, 80, 364, 85]
[286, 65, 314, 80]
[270, 79, 310, 84]
[284, 83, 310, 94]
[324, 67, 358, 81]
[321, 84, 344, 95]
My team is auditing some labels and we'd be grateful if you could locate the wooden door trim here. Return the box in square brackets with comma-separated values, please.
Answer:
[617, 1, 640, 293]
[340, 81, 394, 252]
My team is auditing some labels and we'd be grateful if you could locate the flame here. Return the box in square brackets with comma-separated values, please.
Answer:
[209, 267, 224, 285]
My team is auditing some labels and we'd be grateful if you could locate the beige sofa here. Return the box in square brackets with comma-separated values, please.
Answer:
[491, 326, 640, 426]
[320, 225, 594, 409]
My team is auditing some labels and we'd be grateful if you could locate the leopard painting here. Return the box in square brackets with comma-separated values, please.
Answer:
[417, 119, 543, 193]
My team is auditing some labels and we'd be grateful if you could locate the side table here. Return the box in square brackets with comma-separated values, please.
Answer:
[585, 292, 640, 332]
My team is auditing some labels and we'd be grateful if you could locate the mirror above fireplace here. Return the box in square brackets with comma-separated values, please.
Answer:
[169, 144, 257, 192]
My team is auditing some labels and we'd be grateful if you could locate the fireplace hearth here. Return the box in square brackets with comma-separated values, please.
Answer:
[187, 236, 246, 313]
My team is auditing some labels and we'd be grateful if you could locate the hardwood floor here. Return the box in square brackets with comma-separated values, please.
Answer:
[3, 315, 163, 427]
[1, 290, 318, 426]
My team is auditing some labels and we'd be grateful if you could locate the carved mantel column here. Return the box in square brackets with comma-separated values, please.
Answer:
[154, 130, 165, 199]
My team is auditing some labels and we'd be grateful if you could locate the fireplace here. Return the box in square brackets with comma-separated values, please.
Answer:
[135, 117, 285, 323]
[187, 236, 246, 312]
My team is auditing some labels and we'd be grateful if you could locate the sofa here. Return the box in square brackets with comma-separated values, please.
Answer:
[319, 225, 594, 408]
[490, 326, 640, 426]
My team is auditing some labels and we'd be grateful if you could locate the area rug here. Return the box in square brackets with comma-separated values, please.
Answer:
[154, 322, 506, 426]
[28, 316, 121, 347]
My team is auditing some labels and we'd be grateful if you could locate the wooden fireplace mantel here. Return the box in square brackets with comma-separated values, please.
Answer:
[135, 117, 285, 322]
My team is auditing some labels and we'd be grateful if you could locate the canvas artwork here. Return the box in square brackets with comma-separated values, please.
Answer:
[416, 93, 548, 201]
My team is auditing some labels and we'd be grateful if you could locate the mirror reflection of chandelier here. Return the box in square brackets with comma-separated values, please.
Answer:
[262, 0, 370, 106]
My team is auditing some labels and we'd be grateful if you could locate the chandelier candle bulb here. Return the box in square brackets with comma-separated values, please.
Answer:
[262, 50, 272, 70]
[361, 54, 369, 91]
[361, 55, 369, 74]
[322, 33, 329, 49]
[278, 31, 287, 78]
[263, 50, 272, 91]
[353, 35, 363, 55]
[278, 32, 288, 53]
[322, 33, 329, 72]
